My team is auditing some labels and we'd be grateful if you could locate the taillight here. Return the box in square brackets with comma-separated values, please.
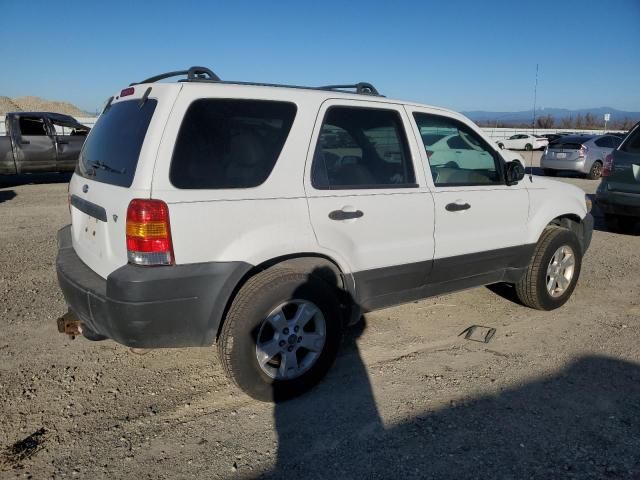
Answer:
[602, 153, 615, 177]
[579, 145, 588, 158]
[126, 199, 174, 266]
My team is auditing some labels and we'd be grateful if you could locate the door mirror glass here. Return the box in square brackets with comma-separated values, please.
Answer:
[505, 161, 525, 186]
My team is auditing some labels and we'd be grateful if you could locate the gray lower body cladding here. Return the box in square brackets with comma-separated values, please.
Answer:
[56, 225, 251, 348]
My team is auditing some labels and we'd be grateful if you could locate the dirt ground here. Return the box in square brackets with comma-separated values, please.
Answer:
[1, 154, 639, 479]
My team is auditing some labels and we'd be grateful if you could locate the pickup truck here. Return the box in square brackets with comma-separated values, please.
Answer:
[0, 112, 89, 175]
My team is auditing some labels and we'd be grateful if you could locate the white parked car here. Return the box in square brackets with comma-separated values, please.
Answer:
[56, 67, 593, 401]
[497, 134, 549, 151]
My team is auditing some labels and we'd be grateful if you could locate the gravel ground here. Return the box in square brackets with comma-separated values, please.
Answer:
[1, 155, 639, 479]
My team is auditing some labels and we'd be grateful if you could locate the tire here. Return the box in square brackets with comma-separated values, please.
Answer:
[587, 161, 603, 180]
[218, 266, 342, 402]
[605, 214, 637, 233]
[515, 227, 582, 310]
[524, 143, 533, 151]
[544, 168, 557, 177]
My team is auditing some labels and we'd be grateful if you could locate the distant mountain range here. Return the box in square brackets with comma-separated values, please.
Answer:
[463, 107, 640, 124]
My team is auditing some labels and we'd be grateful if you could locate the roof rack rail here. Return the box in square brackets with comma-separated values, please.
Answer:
[129, 66, 382, 96]
[130, 66, 221, 86]
[318, 82, 380, 96]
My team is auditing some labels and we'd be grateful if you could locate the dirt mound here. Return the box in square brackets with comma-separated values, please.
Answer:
[0, 96, 87, 117]
[0, 96, 21, 115]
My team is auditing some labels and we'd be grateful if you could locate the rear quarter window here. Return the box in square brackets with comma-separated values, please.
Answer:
[170, 99, 297, 189]
[77, 99, 157, 187]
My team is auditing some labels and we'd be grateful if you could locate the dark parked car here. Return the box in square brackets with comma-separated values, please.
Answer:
[0, 112, 89, 175]
[540, 133, 564, 144]
[596, 122, 640, 232]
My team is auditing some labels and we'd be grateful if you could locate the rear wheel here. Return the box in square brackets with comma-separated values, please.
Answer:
[218, 266, 342, 402]
[524, 143, 533, 151]
[587, 161, 603, 180]
[515, 227, 582, 310]
[544, 168, 557, 177]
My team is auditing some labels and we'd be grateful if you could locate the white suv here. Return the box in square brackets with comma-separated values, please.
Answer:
[56, 67, 593, 401]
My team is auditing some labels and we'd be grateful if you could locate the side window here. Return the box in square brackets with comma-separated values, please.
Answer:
[611, 136, 622, 148]
[594, 137, 612, 148]
[312, 106, 416, 189]
[413, 113, 502, 187]
[19, 117, 48, 136]
[51, 119, 89, 137]
[170, 99, 296, 189]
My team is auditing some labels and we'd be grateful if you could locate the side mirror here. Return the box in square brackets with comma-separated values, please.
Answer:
[498, 143, 505, 150]
[505, 161, 525, 186]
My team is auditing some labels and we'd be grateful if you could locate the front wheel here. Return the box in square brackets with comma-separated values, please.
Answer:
[218, 266, 342, 402]
[514, 227, 582, 310]
[524, 143, 533, 151]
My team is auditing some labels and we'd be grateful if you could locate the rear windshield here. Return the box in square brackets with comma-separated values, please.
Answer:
[620, 124, 640, 154]
[170, 99, 296, 189]
[549, 138, 585, 150]
[77, 99, 157, 187]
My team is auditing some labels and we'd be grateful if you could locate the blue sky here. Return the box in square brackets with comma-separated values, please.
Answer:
[1, 0, 639, 113]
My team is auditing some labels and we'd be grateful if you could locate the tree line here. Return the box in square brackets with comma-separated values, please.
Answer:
[479, 113, 636, 131]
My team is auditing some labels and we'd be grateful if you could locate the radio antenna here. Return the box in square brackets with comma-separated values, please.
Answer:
[529, 63, 539, 182]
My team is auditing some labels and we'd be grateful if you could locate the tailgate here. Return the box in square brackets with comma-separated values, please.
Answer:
[69, 84, 180, 279]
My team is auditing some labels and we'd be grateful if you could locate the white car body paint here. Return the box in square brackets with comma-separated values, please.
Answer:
[68, 81, 588, 282]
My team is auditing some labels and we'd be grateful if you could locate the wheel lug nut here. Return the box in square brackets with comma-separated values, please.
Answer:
[287, 346, 294, 352]
[297, 337, 302, 343]
[279, 340, 286, 347]
[294, 326, 299, 333]
[283, 328, 289, 335]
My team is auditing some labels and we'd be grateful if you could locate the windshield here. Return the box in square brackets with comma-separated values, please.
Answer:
[77, 99, 157, 187]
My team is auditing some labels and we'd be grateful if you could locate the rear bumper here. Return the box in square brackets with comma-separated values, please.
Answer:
[540, 156, 588, 173]
[56, 225, 251, 348]
[596, 190, 640, 217]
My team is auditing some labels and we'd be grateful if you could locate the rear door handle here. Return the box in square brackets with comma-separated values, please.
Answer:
[445, 202, 471, 212]
[329, 209, 364, 221]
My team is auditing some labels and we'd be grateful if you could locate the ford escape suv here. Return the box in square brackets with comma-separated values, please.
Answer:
[56, 67, 593, 401]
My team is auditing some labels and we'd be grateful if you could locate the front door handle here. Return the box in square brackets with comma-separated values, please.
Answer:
[445, 202, 471, 212]
[329, 209, 364, 221]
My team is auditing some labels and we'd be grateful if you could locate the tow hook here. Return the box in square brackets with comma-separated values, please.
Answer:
[57, 311, 83, 339]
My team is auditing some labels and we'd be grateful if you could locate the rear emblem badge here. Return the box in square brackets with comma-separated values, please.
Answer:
[82, 184, 89, 193]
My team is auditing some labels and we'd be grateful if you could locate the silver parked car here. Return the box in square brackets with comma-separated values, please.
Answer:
[541, 135, 623, 179]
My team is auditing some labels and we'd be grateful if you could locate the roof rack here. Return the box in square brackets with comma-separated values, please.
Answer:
[129, 66, 382, 96]
[130, 66, 220, 86]
[318, 83, 380, 96]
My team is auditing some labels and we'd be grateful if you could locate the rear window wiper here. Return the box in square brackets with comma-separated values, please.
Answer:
[88, 160, 126, 175]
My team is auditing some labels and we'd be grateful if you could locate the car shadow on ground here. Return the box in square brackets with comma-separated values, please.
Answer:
[0, 190, 17, 204]
[264, 349, 640, 479]
[0, 172, 72, 188]
[259, 269, 640, 479]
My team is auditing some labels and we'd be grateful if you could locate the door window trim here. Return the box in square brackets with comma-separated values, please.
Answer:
[310, 104, 419, 191]
[411, 111, 506, 188]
